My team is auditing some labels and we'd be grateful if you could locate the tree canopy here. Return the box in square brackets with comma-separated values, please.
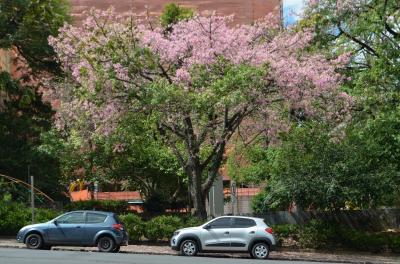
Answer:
[48, 8, 350, 218]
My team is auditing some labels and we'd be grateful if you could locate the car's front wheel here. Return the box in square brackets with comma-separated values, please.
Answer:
[180, 239, 198, 256]
[97, 236, 115, 253]
[251, 242, 270, 259]
[25, 233, 43, 249]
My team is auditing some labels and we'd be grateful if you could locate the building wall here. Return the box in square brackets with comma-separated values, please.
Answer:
[70, 0, 281, 24]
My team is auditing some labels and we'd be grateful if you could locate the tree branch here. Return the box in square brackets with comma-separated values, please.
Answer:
[337, 22, 379, 57]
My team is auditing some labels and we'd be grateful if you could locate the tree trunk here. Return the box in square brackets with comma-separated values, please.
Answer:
[187, 164, 208, 219]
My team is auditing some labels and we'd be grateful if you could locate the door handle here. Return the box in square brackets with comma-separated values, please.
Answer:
[224, 231, 229, 234]
[76, 226, 81, 228]
[249, 231, 255, 234]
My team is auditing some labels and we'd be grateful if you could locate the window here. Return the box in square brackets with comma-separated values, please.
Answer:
[57, 212, 85, 224]
[87, 213, 107, 223]
[232, 218, 256, 228]
[208, 217, 231, 229]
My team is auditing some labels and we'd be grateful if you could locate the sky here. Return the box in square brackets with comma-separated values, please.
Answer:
[283, 0, 306, 27]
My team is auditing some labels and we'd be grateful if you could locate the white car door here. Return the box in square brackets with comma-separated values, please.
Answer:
[200, 217, 232, 251]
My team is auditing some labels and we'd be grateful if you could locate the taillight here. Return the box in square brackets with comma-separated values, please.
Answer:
[265, 227, 273, 234]
[113, 223, 124, 231]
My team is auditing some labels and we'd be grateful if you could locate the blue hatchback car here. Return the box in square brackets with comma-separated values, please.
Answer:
[16, 210, 128, 252]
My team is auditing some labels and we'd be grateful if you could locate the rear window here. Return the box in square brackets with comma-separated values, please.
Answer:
[113, 214, 122, 224]
[86, 213, 107, 223]
[233, 218, 256, 228]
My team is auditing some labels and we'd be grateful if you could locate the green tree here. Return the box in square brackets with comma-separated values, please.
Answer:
[0, 0, 70, 74]
[249, 0, 400, 213]
[0, 72, 63, 200]
[251, 121, 400, 213]
[160, 3, 194, 29]
[0, 0, 70, 201]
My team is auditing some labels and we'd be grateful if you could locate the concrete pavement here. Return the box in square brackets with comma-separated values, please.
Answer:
[0, 238, 399, 264]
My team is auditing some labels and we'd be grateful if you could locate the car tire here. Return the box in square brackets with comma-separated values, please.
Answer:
[112, 245, 121, 253]
[97, 236, 115, 253]
[251, 242, 270, 259]
[180, 239, 198, 256]
[25, 233, 43, 250]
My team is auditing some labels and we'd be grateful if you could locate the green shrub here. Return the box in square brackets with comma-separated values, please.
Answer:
[182, 215, 204, 227]
[119, 214, 145, 242]
[35, 208, 60, 223]
[298, 220, 338, 249]
[0, 202, 30, 235]
[341, 229, 390, 252]
[0, 201, 59, 236]
[144, 215, 183, 241]
[272, 224, 300, 245]
[64, 200, 128, 214]
[389, 235, 400, 253]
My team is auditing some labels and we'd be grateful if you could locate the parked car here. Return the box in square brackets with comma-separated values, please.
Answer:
[171, 216, 276, 259]
[16, 210, 128, 252]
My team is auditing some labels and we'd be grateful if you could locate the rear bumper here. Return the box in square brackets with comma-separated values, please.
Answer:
[115, 232, 129, 246]
[270, 244, 276, 251]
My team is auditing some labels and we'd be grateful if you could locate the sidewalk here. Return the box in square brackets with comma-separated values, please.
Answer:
[0, 238, 399, 264]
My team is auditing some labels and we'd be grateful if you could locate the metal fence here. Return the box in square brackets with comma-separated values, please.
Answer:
[255, 208, 400, 230]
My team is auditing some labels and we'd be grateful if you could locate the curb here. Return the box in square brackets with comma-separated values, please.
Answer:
[0, 244, 387, 264]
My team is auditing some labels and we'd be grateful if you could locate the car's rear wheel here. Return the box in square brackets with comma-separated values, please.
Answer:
[97, 236, 115, 253]
[251, 242, 270, 259]
[112, 245, 120, 253]
[180, 239, 198, 256]
[25, 233, 43, 250]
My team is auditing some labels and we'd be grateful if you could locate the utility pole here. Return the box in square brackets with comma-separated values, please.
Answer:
[231, 181, 237, 215]
[30, 174, 35, 224]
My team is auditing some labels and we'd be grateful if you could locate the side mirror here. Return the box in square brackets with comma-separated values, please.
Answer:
[203, 224, 211, 230]
[53, 220, 58, 226]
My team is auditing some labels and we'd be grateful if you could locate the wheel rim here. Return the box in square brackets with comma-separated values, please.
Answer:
[100, 238, 111, 250]
[254, 244, 268, 258]
[28, 236, 39, 247]
[183, 241, 196, 255]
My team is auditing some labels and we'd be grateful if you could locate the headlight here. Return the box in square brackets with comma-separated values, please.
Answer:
[173, 231, 180, 236]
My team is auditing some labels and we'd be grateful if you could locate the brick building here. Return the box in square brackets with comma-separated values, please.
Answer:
[70, 0, 282, 24]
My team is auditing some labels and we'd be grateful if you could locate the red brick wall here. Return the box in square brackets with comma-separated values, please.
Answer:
[70, 0, 281, 24]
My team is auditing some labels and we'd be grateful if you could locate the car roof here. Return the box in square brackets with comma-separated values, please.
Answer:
[66, 210, 114, 215]
[214, 216, 264, 221]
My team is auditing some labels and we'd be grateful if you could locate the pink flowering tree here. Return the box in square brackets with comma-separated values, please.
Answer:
[49, 9, 351, 218]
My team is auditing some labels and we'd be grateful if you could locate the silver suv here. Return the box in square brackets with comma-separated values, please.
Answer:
[171, 216, 276, 259]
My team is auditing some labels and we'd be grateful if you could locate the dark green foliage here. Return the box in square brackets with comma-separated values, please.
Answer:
[63, 200, 128, 214]
[0, 72, 63, 201]
[0, 0, 70, 73]
[119, 213, 145, 242]
[251, 121, 400, 212]
[160, 3, 193, 28]
[272, 224, 299, 246]
[143, 193, 169, 214]
[0, 201, 59, 236]
[298, 220, 338, 249]
[272, 220, 400, 253]
[144, 215, 183, 242]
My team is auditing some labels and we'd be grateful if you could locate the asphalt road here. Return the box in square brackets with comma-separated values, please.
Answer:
[0, 248, 342, 264]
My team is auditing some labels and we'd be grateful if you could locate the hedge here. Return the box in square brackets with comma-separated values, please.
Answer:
[63, 200, 128, 214]
[272, 219, 400, 253]
[0, 201, 60, 236]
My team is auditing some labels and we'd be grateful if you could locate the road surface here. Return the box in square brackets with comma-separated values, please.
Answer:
[0, 247, 343, 264]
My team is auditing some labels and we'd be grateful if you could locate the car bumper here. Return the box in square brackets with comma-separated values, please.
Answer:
[114, 231, 129, 246]
[16, 231, 25, 243]
[170, 236, 179, 251]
